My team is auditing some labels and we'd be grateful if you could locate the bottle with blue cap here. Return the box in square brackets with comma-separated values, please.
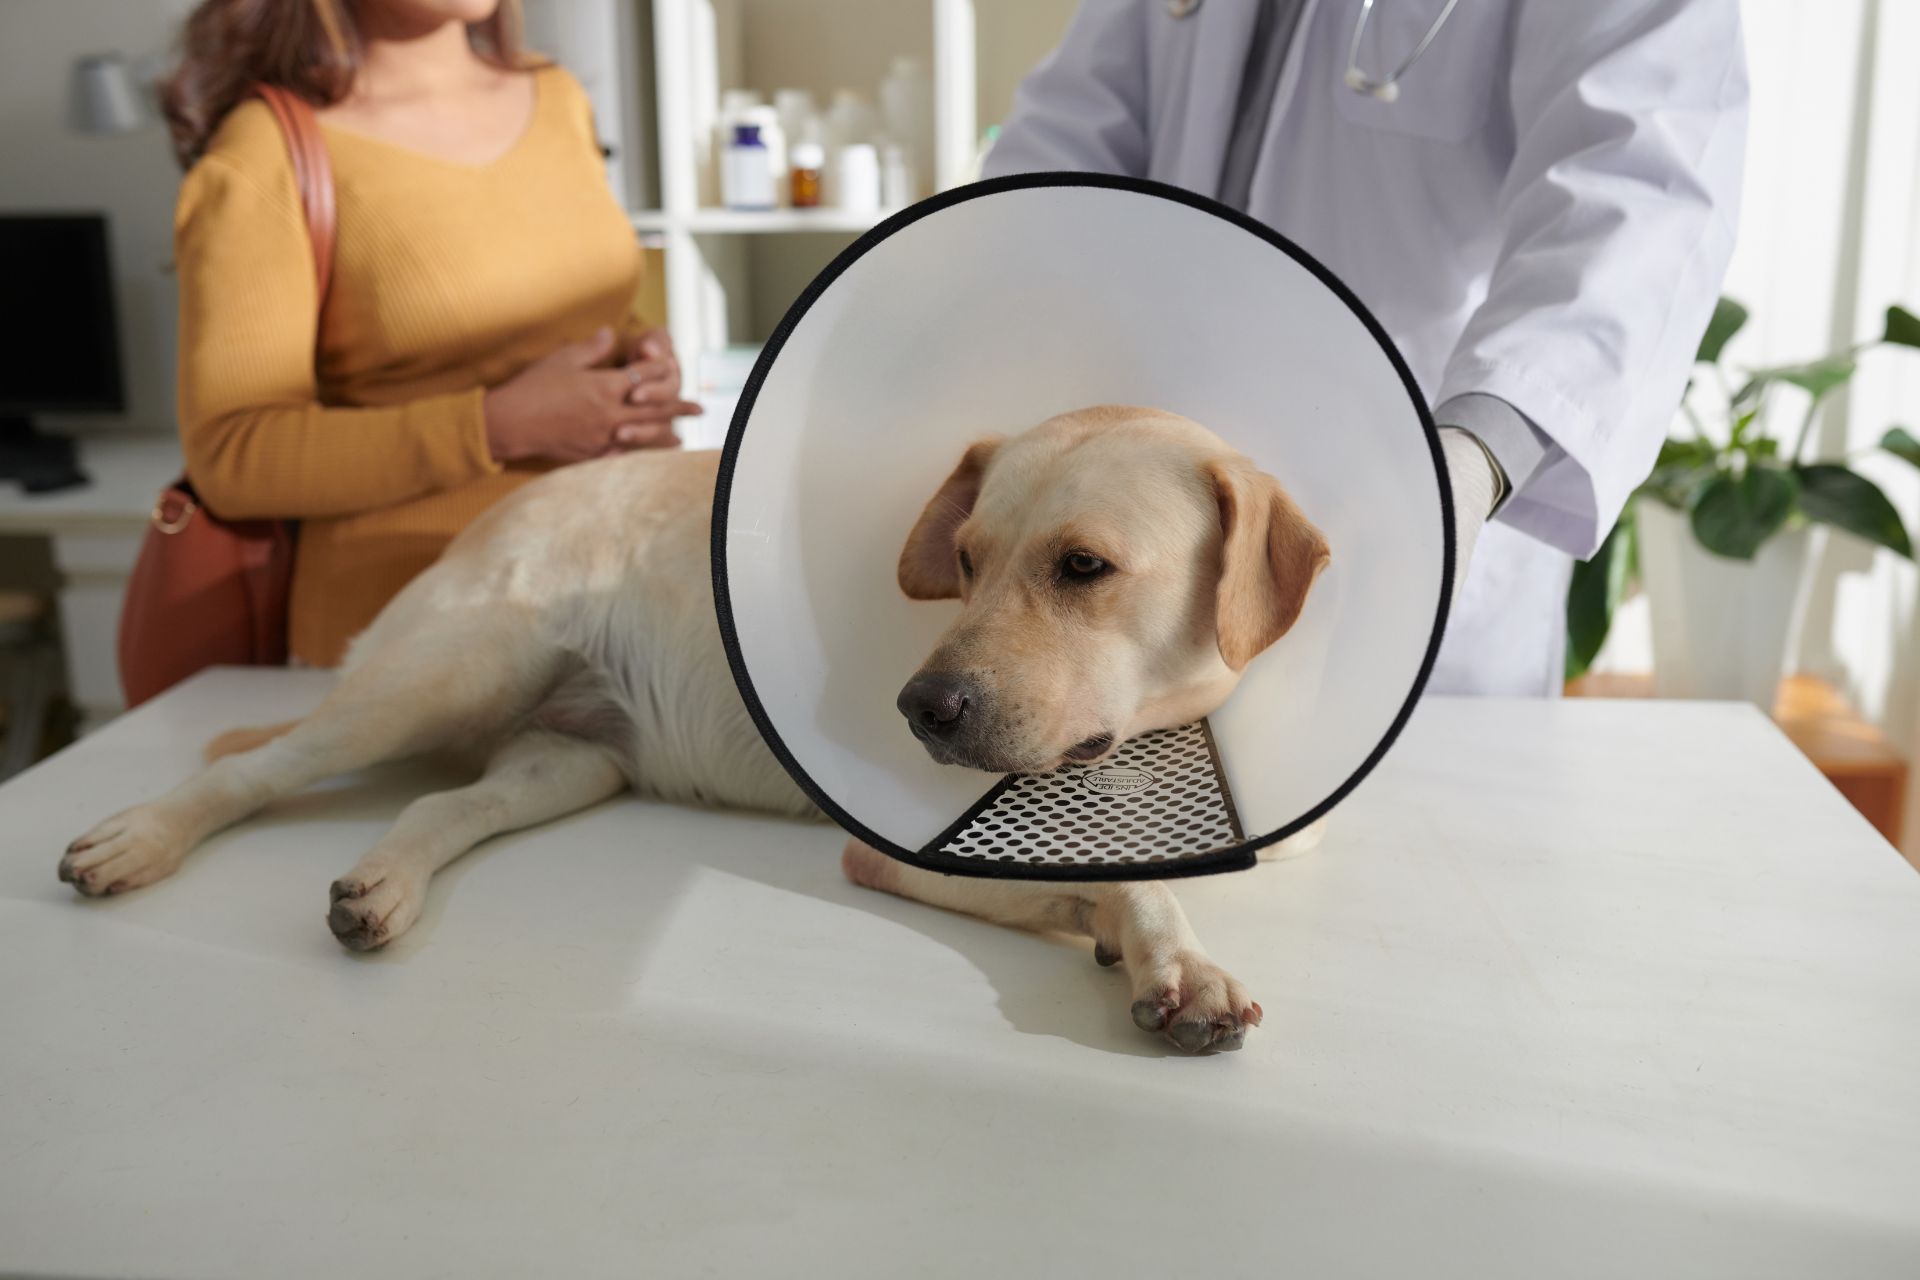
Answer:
[721, 123, 776, 212]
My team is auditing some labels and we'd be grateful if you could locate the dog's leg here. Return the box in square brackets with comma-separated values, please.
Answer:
[1260, 815, 1327, 861]
[59, 621, 560, 897]
[326, 728, 625, 951]
[841, 841, 1259, 1052]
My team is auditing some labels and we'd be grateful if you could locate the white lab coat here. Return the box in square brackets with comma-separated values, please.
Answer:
[985, 0, 1748, 695]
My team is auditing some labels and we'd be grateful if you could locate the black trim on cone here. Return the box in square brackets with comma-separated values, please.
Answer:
[711, 172, 1456, 882]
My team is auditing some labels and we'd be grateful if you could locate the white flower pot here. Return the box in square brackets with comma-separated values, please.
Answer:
[1636, 500, 1816, 708]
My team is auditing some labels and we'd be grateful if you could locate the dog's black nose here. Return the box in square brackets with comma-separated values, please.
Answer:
[898, 673, 972, 736]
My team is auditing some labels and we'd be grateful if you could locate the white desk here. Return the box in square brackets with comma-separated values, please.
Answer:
[0, 436, 181, 726]
[4, 670, 1919, 1278]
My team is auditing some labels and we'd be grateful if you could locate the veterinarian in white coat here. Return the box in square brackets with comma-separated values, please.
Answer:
[985, 0, 1748, 695]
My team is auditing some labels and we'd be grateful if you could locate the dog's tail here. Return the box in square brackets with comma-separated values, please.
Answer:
[202, 719, 301, 763]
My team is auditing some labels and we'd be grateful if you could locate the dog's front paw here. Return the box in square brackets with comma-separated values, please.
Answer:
[58, 806, 189, 897]
[327, 869, 428, 952]
[840, 839, 901, 894]
[1125, 950, 1262, 1053]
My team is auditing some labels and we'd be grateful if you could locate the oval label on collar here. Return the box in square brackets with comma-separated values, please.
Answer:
[1079, 766, 1158, 796]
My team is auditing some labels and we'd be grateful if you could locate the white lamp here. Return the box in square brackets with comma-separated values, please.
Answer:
[68, 54, 153, 135]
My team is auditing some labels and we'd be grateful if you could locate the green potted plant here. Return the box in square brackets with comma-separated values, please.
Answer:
[1566, 298, 1920, 704]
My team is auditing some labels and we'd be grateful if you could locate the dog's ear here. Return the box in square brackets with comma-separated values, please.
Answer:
[1205, 458, 1331, 671]
[899, 439, 1001, 600]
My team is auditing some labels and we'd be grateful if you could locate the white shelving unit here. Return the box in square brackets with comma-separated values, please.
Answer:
[571, 0, 978, 447]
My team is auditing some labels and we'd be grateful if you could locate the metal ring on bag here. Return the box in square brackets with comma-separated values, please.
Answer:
[152, 493, 197, 535]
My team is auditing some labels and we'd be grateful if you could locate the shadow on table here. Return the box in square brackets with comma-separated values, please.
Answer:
[684, 822, 1180, 1059]
[37, 747, 1195, 1058]
[328, 781, 1177, 1056]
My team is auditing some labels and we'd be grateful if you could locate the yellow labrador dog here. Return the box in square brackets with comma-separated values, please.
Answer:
[59, 406, 1328, 1053]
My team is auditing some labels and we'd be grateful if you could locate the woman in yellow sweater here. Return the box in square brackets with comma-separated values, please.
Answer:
[163, 0, 696, 665]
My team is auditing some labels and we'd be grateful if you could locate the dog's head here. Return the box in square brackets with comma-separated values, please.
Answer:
[896, 406, 1329, 773]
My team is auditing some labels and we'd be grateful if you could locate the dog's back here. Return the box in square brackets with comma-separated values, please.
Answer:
[340, 449, 813, 818]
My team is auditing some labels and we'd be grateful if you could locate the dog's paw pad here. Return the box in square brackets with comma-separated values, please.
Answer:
[1094, 940, 1123, 967]
[325, 872, 426, 952]
[1131, 953, 1260, 1054]
[1131, 996, 1175, 1031]
[1167, 1014, 1250, 1052]
[328, 899, 390, 951]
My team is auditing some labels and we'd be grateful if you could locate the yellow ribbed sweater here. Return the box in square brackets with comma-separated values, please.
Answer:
[174, 65, 645, 665]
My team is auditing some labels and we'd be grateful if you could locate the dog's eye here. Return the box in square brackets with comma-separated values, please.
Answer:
[958, 549, 974, 578]
[1060, 552, 1109, 581]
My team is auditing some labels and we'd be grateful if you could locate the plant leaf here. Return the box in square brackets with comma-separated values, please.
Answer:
[1728, 408, 1759, 449]
[1697, 296, 1748, 363]
[1641, 436, 1717, 508]
[1795, 464, 1914, 558]
[1654, 436, 1718, 471]
[1886, 304, 1920, 350]
[1766, 355, 1856, 402]
[1566, 507, 1637, 681]
[1882, 426, 1920, 469]
[1689, 465, 1797, 560]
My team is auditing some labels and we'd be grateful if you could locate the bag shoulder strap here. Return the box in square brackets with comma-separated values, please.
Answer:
[250, 83, 336, 305]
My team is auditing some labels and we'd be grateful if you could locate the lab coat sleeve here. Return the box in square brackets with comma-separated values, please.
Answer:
[981, 1, 1151, 178]
[1435, 0, 1749, 560]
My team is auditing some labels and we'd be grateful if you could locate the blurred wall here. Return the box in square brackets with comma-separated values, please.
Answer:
[974, 0, 1078, 129]
[0, 0, 196, 434]
[729, 0, 1073, 128]
[738, 0, 932, 107]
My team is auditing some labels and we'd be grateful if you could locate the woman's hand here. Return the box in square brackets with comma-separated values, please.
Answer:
[611, 327, 700, 448]
[483, 327, 702, 464]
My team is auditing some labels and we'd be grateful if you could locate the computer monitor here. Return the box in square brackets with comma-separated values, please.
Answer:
[0, 213, 119, 490]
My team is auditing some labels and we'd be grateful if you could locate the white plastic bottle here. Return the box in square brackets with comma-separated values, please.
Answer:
[741, 105, 787, 206]
[773, 88, 818, 159]
[824, 89, 878, 151]
[880, 143, 914, 209]
[832, 142, 881, 214]
[879, 56, 935, 197]
[711, 89, 767, 204]
[720, 88, 764, 118]
[721, 123, 776, 211]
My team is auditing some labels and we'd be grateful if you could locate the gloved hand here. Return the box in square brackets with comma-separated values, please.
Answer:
[1438, 426, 1502, 606]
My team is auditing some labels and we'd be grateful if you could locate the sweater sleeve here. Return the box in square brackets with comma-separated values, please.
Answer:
[174, 149, 501, 521]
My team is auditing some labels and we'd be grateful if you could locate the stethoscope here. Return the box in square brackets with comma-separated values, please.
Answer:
[1166, 0, 1461, 104]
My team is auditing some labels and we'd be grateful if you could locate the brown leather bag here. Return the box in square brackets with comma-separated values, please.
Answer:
[118, 83, 335, 708]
